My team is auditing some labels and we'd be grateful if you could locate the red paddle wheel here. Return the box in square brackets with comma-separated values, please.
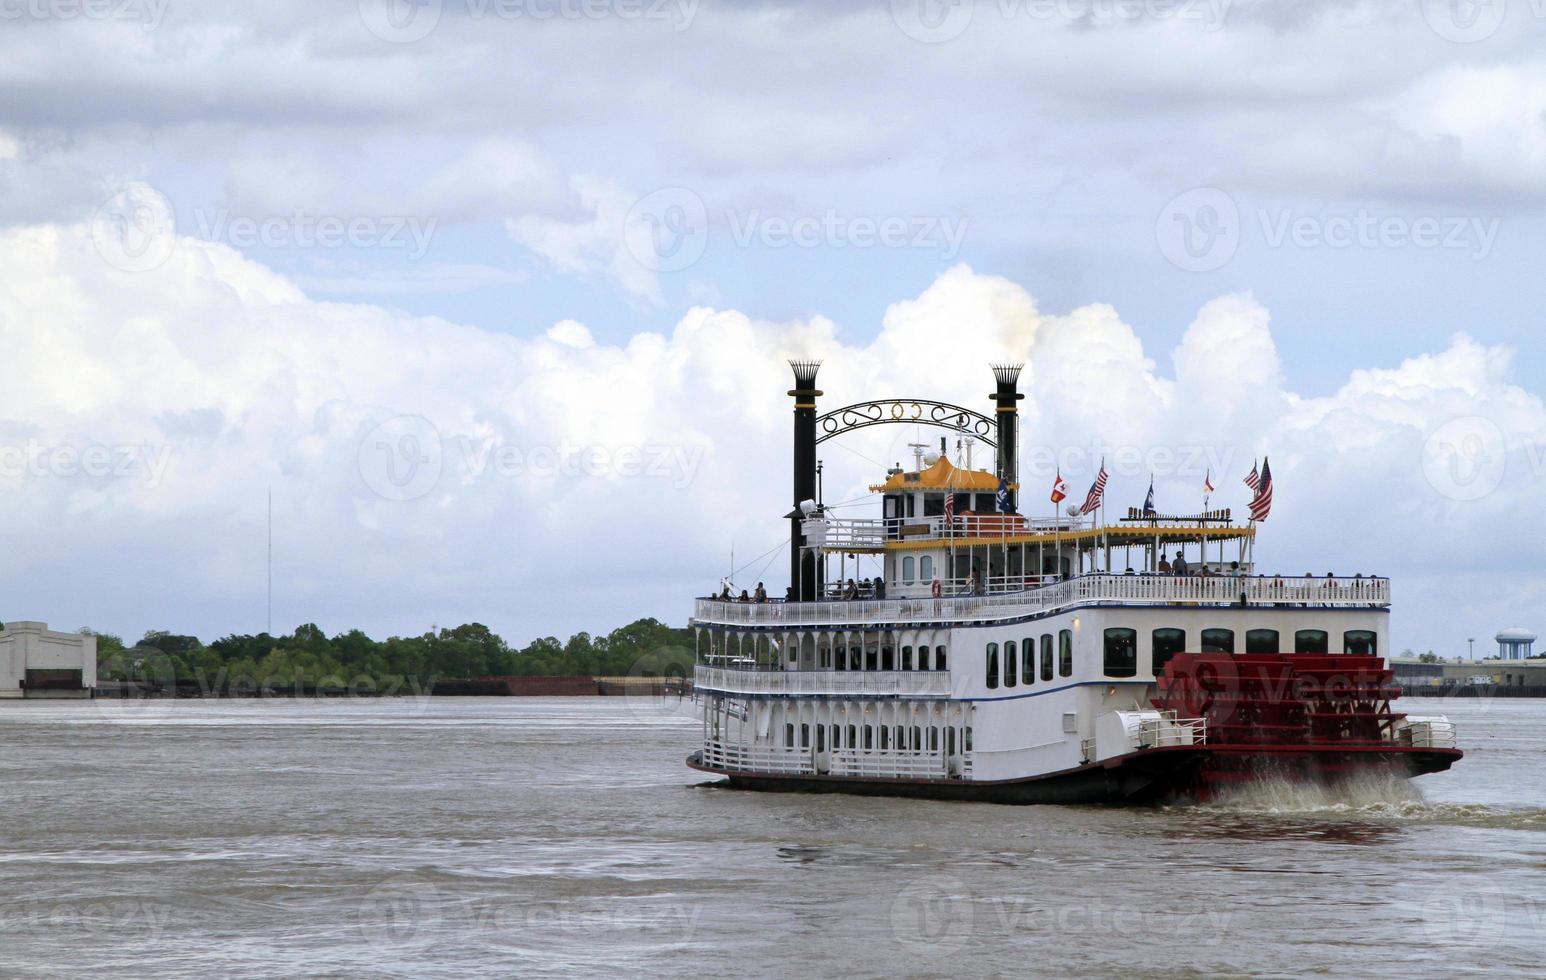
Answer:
[1152, 652, 1456, 799]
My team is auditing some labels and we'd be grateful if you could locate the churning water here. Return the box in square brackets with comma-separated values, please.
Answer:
[1, 695, 1543, 977]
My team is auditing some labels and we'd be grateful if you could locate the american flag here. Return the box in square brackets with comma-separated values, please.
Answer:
[1249, 456, 1273, 521]
[1078, 462, 1107, 515]
[1243, 461, 1260, 492]
[944, 491, 955, 524]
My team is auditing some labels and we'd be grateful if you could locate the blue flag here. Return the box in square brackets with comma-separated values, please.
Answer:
[1142, 477, 1156, 518]
[995, 477, 1009, 513]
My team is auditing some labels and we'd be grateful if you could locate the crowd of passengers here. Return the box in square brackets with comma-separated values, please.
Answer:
[712, 556, 1376, 602]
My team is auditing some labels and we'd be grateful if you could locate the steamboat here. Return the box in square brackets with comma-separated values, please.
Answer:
[686, 361, 1462, 803]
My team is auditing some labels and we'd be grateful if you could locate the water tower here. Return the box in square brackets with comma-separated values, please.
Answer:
[1496, 628, 1537, 660]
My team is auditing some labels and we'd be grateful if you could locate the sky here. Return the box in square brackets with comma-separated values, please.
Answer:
[0, 0, 1543, 655]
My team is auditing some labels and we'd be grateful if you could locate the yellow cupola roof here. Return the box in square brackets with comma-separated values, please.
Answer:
[870, 455, 1009, 494]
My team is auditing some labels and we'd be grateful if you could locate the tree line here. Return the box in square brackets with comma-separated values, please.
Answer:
[86, 619, 695, 693]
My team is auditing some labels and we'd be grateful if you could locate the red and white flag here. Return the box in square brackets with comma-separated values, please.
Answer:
[1243, 461, 1260, 493]
[1050, 470, 1068, 504]
[1203, 469, 1215, 494]
[1249, 457, 1273, 521]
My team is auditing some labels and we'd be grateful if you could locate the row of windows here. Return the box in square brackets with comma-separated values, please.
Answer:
[819, 643, 948, 671]
[1102, 627, 1379, 678]
[899, 555, 936, 585]
[985, 631, 1073, 689]
[785, 722, 973, 754]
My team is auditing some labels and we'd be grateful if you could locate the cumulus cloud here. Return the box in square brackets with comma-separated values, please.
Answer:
[2, 200, 1542, 654]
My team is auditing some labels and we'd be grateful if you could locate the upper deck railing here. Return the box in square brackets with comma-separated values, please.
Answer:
[804, 514, 1087, 548]
[694, 573, 1390, 628]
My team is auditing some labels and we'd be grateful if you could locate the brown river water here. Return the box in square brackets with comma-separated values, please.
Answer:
[1, 695, 1542, 977]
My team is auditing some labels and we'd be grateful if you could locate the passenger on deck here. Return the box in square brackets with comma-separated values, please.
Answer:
[738, 589, 750, 602]
[753, 582, 767, 603]
[1172, 552, 1188, 577]
[963, 569, 978, 596]
[873, 577, 885, 600]
[1158, 556, 1172, 575]
[719, 585, 732, 602]
[843, 578, 859, 601]
[931, 576, 942, 599]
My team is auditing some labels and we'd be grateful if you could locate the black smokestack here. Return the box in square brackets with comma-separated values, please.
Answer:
[991, 363, 1023, 512]
[789, 360, 823, 600]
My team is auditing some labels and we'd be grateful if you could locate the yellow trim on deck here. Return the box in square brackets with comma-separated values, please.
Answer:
[880, 524, 1256, 552]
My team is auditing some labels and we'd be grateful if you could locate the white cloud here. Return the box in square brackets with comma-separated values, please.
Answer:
[2, 202, 1543, 653]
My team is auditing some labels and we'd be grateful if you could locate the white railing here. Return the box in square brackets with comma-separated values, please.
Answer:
[1399, 717, 1458, 750]
[695, 574, 1390, 627]
[803, 514, 1091, 548]
[695, 666, 954, 697]
[1137, 711, 1208, 749]
[699, 740, 965, 780]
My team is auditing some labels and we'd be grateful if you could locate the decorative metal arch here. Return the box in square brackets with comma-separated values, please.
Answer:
[815, 399, 996, 447]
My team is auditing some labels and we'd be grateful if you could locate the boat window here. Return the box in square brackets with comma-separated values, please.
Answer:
[1152, 628, 1185, 676]
[1295, 630, 1329, 654]
[785, 723, 795, 748]
[881, 642, 895, 671]
[1246, 629, 1279, 654]
[864, 725, 874, 750]
[1004, 640, 1017, 687]
[918, 644, 930, 670]
[902, 556, 915, 584]
[879, 726, 890, 750]
[965, 726, 973, 752]
[985, 642, 1000, 689]
[1200, 628, 1235, 653]
[901, 645, 913, 670]
[800, 724, 809, 748]
[937, 645, 947, 670]
[1344, 630, 1377, 656]
[929, 727, 939, 751]
[947, 727, 956, 756]
[1041, 634, 1054, 681]
[920, 555, 933, 581]
[847, 724, 857, 749]
[1022, 638, 1035, 685]
[1059, 630, 1073, 677]
[1103, 628, 1138, 678]
[815, 725, 824, 752]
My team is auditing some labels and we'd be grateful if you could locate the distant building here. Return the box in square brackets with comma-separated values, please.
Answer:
[1497, 628, 1537, 661]
[0, 622, 96, 698]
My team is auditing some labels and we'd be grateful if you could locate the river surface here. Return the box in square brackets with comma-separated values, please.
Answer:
[1, 695, 1542, 978]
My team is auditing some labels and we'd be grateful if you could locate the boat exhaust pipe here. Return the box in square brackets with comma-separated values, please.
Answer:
[789, 359, 823, 601]
[991, 363, 1023, 512]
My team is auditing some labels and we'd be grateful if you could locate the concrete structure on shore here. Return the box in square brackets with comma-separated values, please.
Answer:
[1391, 656, 1546, 689]
[1496, 628, 1537, 660]
[0, 622, 96, 698]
